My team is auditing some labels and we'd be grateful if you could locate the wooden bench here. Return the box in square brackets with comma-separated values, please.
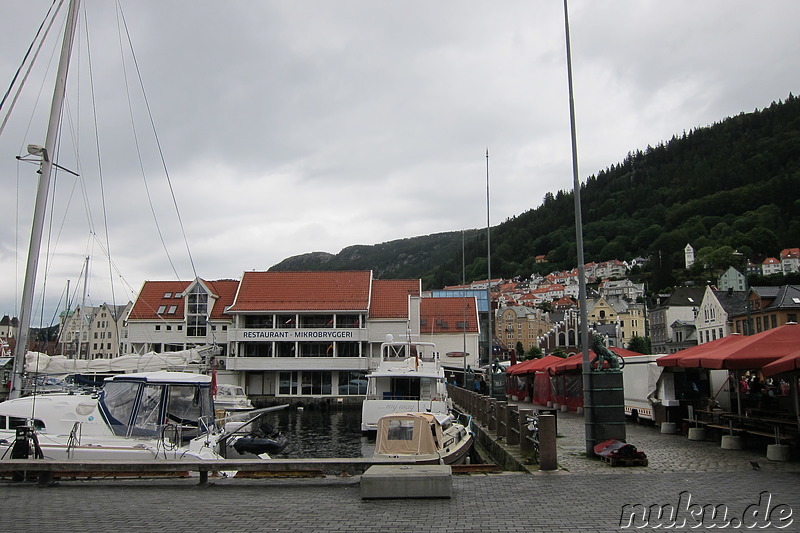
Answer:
[744, 429, 794, 444]
[683, 418, 708, 427]
[706, 424, 746, 435]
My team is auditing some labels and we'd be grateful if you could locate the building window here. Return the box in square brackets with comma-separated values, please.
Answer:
[157, 305, 167, 314]
[155, 325, 160, 331]
[300, 315, 335, 328]
[300, 342, 333, 357]
[279, 371, 298, 395]
[242, 343, 273, 357]
[301, 371, 332, 395]
[338, 371, 367, 395]
[245, 315, 273, 328]
[277, 315, 296, 328]
[187, 284, 208, 337]
[339, 314, 362, 328]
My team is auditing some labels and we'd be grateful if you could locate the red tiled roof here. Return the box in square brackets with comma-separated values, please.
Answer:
[228, 271, 372, 312]
[420, 297, 479, 334]
[127, 279, 239, 321]
[370, 279, 420, 318]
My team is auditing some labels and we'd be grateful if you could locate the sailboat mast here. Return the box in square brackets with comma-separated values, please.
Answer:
[10, 0, 82, 399]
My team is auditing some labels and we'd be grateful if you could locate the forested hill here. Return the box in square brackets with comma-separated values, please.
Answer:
[271, 94, 800, 293]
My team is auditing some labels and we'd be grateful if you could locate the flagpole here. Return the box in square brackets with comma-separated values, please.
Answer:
[485, 148, 493, 396]
[562, 0, 595, 455]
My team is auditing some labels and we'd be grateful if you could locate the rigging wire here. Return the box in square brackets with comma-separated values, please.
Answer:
[0, 0, 64, 138]
[112, 3, 180, 282]
[116, 1, 198, 280]
[83, 6, 119, 328]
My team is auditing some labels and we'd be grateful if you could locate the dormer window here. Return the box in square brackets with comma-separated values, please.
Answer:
[187, 284, 208, 337]
[167, 305, 177, 314]
[164, 292, 172, 298]
[157, 305, 167, 314]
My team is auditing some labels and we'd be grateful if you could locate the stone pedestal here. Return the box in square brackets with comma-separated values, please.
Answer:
[660, 422, 677, 434]
[720, 435, 743, 450]
[766, 444, 791, 461]
[361, 465, 452, 499]
[687, 427, 706, 441]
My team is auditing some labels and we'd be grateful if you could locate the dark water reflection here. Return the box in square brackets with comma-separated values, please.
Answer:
[268, 406, 375, 458]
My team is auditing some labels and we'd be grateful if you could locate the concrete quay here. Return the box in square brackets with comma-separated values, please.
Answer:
[2, 409, 799, 532]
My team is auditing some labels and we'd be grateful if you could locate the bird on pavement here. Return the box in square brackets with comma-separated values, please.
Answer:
[750, 460, 760, 470]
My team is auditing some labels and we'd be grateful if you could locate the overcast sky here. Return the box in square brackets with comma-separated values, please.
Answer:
[1, 1, 799, 325]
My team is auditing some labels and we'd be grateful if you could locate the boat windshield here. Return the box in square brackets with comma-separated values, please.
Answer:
[100, 379, 214, 437]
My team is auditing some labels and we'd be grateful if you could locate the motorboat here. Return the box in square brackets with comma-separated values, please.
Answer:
[0, 371, 286, 461]
[214, 383, 255, 412]
[361, 337, 452, 432]
[373, 412, 473, 465]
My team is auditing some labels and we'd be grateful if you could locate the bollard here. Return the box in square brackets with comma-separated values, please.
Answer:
[506, 405, 519, 446]
[519, 409, 534, 455]
[488, 398, 498, 431]
[495, 401, 506, 436]
[538, 414, 557, 471]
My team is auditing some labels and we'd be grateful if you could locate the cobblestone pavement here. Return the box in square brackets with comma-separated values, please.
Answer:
[2, 409, 799, 532]
[517, 404, 800, 475]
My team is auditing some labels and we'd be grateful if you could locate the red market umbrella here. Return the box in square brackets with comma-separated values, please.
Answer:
[527, 355, 565, 372]
[506, 358, 539, 375]
[549, 347, 637, 374]
[549, 353, 584, 374]
[678, 323, 800, 370]
[762, 349, 800, 378]
[656, 335, 745, 367]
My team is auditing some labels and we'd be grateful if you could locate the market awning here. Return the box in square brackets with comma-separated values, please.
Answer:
[506, 358, 539, 375]
[676, 323, 800, 370]
[656, 335, 745, 367]
[548, 347, 636, 374]
[762, 348, 800, 378]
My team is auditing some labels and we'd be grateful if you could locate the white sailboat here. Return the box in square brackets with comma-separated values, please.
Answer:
[1, 0, 284, 464]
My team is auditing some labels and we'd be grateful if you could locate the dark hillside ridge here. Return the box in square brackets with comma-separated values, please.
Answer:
[271, 94, 800, 294]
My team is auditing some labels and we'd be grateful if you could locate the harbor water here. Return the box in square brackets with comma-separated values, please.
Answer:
[267, 405, 376, 458]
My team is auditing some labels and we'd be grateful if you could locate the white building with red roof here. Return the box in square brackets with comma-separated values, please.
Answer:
[780, 248, 800, 273]
[126, 278, 239, 355]
[762, 257, 782, 276]
[126, 271, 479, 401]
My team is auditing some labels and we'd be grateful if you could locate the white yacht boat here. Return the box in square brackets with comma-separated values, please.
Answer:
[214, 383, 255, 412]
[373, 412, 473, 465]
[361, 337, 452, 432]
[0, 371, 285, 461]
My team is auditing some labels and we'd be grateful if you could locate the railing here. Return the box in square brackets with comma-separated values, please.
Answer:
[448, 385, 556, 469]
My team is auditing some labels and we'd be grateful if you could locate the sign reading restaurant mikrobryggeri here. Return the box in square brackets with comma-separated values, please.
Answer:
[234, 329, 368, 342]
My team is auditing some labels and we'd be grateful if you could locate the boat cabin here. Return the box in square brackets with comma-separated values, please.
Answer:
[100, 372, 214, 438]
[375, 412, 449, 456]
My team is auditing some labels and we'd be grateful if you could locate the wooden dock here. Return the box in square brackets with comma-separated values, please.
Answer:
[0, 458, 499, 486]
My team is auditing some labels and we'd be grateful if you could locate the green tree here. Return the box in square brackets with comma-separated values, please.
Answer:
[515, 341, 525, 360]
[526, 346, 543, 360]
[627, 336, 651, 355]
